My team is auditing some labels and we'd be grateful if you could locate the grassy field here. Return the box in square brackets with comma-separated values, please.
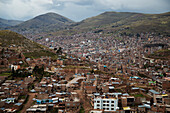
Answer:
[79, 106, 85, 113]
[147, 49, 170, 60]
[0, 73, 11, 76]
[23, 50, 58, 59]
[134, 94, 145, 97]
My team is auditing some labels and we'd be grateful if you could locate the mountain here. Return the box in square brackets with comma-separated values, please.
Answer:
[6, 11, 170, 36]
[0, 22, 9, 28]
[71, 11, 170, 36]
[9, 12, 74, 34]
[72, 12, 136, 29]
[0, 18, 23, 28]
[0, 30, 57, 58]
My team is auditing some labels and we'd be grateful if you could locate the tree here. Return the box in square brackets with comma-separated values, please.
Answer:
[136, 33, 140, 38]
[54, 48, 57, 51]
[12, 67, 15, 74]
[91, 69, 94, 74]
[56, 47, 62, 54]
[1, 61, 4, 65]
[33, 65, 39, 74]
[1, 48, 5, 54]
[18, 53, 22, 59]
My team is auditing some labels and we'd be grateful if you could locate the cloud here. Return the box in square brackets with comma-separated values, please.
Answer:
[0, 0, 54, 20]
[0, 0, 169, 21]
[96, 0, 170, 13]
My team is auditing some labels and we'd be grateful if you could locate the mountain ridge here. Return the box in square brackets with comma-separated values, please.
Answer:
[72, 11, 170, 35]
[0, 18, 23, 29]
[3, 11, 170, 36]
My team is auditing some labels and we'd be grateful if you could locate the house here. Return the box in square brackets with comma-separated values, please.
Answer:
[1, 98, 16, 104]
[148, 90, 160, 97]
[10, 64, 20, 71]
[121, 96, 135, 107]
[84, 86, 97, 94]
[26, 104, 47, 113]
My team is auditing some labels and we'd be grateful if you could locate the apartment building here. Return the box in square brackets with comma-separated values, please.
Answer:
[94, 98, 118, 111]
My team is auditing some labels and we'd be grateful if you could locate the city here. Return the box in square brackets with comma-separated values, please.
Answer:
[0, 0, 170, 113]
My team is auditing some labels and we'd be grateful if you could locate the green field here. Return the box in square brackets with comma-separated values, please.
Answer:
[134, 94, 145, 97]
[23, 50, 58, 59]
[0, 73, 11, 76]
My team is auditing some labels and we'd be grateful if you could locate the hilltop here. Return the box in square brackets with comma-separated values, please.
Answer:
[9, 13, 74, 34]
[0, 30, 57, 58]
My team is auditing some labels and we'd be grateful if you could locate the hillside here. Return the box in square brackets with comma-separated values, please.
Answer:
[71, 11, 170, 36]
[9, 12, 74, 34]
[0, 30, 57, 58]
[0, 18, 23, 28]
[147, 49, 170, 60]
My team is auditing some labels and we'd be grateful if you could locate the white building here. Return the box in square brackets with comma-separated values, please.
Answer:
[94, 98, 118, 111]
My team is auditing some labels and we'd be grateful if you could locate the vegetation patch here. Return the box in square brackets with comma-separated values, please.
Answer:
[147, 49, 170, 60]
[23, 50, 57, 59]
[134, 94, 145, 97]
[79, 106, 85, 113]
[0, 73, 11, 76]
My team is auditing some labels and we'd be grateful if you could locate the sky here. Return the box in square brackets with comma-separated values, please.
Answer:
[0, 0, 170, 22]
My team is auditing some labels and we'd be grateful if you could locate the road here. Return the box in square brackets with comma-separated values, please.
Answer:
[20, 93, 36, 113]
[66, 77, 86, 87]
[76, 90, 92, 113]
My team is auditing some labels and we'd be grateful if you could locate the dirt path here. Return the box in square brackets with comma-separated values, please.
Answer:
[76, 90, 92, 113]
[20, 93, 36, 113]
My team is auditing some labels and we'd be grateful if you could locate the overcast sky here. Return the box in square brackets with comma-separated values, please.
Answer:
[0, 0, 170, 22]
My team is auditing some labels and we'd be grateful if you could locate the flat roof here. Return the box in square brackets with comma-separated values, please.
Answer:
[149, 90, 160, 94]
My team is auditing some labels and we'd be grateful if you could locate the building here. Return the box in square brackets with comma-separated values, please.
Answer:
[94, 98, 118, 111]
[156, 78, 170, 92]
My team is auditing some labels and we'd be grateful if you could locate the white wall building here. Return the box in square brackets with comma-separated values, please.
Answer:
[94, 98, 118, 111]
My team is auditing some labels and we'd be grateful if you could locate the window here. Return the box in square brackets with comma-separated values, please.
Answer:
[97, 104, 100, 107]
[107, 108, 109, 110]
[111, 108, 114, 110]
[97, 101, 100, 103]
[111, 101, 115, 103]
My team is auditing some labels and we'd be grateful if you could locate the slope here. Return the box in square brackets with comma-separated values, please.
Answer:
[0, 30, 57, 58]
